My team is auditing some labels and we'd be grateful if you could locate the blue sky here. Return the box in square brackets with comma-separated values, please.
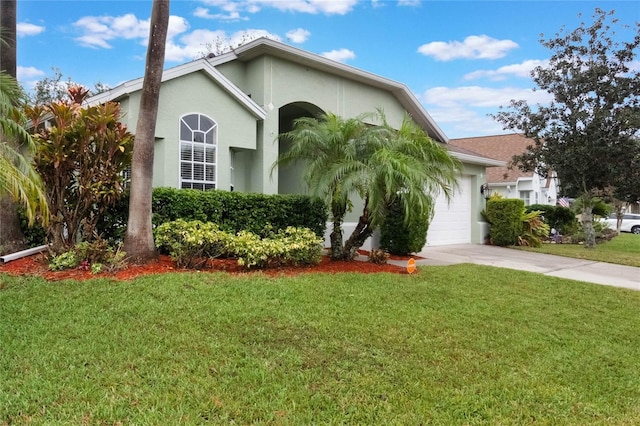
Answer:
[15, 0, 640, 138]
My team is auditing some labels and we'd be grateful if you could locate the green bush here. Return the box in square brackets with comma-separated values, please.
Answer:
[154, 219, 231, 268]
[96, 188, 329, 242]
[154, 220, 323, 270]
[519, 210, 550, 247]
[486, 198, 525, 246]
[47, 239, 126, 273]
[380, 196, 430, 255]
[525, 204, 577, 235]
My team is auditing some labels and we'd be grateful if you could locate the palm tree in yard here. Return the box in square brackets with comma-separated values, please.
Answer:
[274, 112, 368, 260]
[123, 0, 170, 260]
[275, 110, 460, 260]
[0, 71, 49, 241]
[342, 112, 460, 258]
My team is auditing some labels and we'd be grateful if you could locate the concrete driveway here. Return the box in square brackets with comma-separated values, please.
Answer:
[402, 244, 640, 290]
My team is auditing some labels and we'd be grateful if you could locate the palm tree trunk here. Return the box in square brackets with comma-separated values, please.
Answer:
[0, 0, 26, 255]
[342, 203, 374, 260]
[123, 0, 169, 260]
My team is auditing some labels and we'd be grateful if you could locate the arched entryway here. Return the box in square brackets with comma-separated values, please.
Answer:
[277, 102, 325, 195]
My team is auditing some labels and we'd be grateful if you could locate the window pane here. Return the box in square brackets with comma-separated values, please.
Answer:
[205, 129, 214, 145]
[180, 122, 191, 141]
[200, 116, 214, 131]
[180, 143, 192, 161]
[181, 182, 191, 189]
[205, 146, 215, 163]
[194, 163, 204, 180]
[204, 184, 215, 190]
[193, 131, 205, 143]
[193, 145, 204, 163]
[205, 164, 215, 181]
[180, 162, 192, 179]
[183, 114, 198, 130]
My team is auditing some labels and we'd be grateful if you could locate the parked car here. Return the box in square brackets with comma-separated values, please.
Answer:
[605, 213, 640, 234]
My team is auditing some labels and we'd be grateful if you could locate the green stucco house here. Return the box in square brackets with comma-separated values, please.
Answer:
[88, 38, 502, 248]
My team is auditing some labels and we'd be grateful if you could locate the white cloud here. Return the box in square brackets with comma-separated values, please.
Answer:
[286, 28, 310, 43]
[417, 35, 518, 61]
[17, 66, 45, 81]
[418, 85, 554, 138]
[465, 59, 549, 81]
[193, 6, 247, 21]
[73, 13, 150, 48]
[421, 85, 552, 109]
[200, 0, 358, 17]
[321, 48, 355, 63]
[166, 28, 281, 62]
[17, 22, 45, 37]
[16, 66, 46, 89]
[398, 0, 421, 6]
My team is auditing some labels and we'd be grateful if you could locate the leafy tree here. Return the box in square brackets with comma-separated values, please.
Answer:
[275, 111, 460, 260]
[28, 68, 111, 105]
[123, 0, 170, 260]
[492, 9, 640, 248]
[26, 86, 133, 253]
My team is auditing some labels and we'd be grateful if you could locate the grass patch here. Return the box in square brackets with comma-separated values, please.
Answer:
[518, 233, 640, 267]
[2, 266, 640, 424]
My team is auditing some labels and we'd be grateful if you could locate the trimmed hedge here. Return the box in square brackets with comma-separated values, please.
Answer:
[486, 198, 524, 246]
[380, 197, 430, 255]
[95, 188, 328, 243]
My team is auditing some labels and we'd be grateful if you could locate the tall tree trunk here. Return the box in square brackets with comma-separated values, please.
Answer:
[123, 0, 169, 260]
[581, 194, 596, 249]
[0, 0, 26, 255]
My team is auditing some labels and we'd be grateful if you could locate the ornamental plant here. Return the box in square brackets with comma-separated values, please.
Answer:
[154, 219, 231, 268]
[25, 85, 133, 254]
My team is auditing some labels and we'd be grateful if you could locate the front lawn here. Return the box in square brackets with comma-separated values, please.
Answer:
[518, 232, 640, 267]
[2, 266, 640, 424]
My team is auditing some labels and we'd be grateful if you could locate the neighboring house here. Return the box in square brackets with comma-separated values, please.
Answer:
[87, 38, 502, 248]
[449, 133, 557, 207]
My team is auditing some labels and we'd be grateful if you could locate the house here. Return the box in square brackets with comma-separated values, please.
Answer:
[449, 133, 558, 207]
[88, 38, 502, 248]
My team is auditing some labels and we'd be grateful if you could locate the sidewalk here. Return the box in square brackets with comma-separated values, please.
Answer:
[386, 244, 640, 290]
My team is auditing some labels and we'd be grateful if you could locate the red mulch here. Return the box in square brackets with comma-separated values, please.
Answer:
[0, 251, 422, 282]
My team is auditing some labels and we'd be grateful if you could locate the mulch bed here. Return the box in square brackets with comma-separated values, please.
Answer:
[0, 251, 421, 282]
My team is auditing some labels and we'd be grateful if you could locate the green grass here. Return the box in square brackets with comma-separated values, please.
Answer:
[518, 233, 640, 267]
[3, 267, 640, 424]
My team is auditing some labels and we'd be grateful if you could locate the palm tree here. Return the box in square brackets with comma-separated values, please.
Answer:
[123, 0, 170, 260]
[274, 112, 369, 259]
[342, 112, 460, 258]
[0, 72, 49, 229]
[275, 110, 460, 260]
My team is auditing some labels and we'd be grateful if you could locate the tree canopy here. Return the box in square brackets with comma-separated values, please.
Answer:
[492, 8, 640, 247]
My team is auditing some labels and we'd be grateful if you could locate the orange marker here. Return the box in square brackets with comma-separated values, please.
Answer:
[406, 258, 416, 274]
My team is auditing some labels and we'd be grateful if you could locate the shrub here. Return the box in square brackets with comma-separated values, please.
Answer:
[518, 210, 550, 247]
[486, 198, 525, 246]
[525, 204, 577, 235]
[154, 219, 231, 268]
[380, 196, 431, 256]
[48, 239, 127, 273]
[228, 227, 323, 269]
[97, 188, 329, 242]
[154, 220, 323, 270]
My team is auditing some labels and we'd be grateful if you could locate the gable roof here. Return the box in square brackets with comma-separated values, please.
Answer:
[86, 59, 267, 119]
[449, 133, 535, 184]
[209, 38, 449, 142]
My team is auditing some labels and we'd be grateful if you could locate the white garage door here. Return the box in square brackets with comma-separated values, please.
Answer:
[426, 175, 471, 246]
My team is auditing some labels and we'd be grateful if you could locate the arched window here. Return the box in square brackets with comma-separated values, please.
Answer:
[179, 113, 217, 190]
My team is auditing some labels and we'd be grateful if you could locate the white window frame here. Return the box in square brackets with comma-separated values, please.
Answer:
[179, 113, 217, 190]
